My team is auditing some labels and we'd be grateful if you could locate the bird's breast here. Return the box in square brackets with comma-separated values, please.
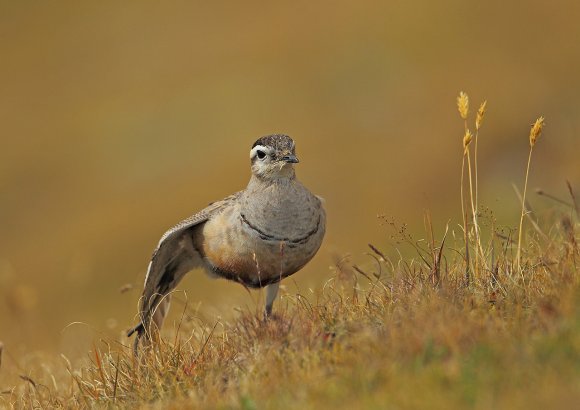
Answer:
[197, 195, 325, 287]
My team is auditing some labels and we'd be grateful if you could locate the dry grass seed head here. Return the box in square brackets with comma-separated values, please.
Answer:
[476, 100, 487, 130]
[463, 129, 473, 149]
[457, 91, 469, 119]
[529, 116, 545, 147]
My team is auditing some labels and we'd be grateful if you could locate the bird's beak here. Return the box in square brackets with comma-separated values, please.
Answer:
[281, 154, 299, 163]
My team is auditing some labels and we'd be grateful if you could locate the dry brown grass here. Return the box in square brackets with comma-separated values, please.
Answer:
[2, 207, 578, 409]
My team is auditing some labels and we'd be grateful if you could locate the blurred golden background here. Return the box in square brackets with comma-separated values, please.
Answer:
[1, 1, 578, 356]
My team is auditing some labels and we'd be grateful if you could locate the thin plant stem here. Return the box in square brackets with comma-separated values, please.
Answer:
[466, 146, 486, 277]
[461, 148, 470, 284]
[475, 129, 479, 220]
[474, 129, 481, 259]
[468, 143, 488, 274]
[516, 146, 534, 273]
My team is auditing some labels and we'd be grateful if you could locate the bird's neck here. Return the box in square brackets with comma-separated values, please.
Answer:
[248, 171, 296, 187]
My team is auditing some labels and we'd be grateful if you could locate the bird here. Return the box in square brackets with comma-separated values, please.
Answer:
[128, 134, 326, 352]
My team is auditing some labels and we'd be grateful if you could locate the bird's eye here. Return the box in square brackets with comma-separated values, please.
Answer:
[256, 150, 266, 159]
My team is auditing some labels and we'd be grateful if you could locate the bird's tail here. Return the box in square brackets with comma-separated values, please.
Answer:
[127, 295, 171, 355]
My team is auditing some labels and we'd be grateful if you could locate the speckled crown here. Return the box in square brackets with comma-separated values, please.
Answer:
[252, 134, 295, 152]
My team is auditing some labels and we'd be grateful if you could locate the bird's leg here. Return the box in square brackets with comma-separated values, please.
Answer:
[264, 282, 280, 320]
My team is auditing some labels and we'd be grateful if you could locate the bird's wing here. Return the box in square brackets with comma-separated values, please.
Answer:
[128, 192, 241, 340]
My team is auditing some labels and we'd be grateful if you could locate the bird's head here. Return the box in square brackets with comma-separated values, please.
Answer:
[250, 134, 299, 180]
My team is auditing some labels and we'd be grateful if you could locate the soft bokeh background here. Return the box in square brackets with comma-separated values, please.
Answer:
[1, 1, 578, 356]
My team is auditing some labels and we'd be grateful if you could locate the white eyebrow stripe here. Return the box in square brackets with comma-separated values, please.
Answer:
[250, 145, 272, 159]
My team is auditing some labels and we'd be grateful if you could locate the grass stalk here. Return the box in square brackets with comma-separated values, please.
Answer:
[516, 147, 534, 272]
[516, 117, 545, 272]
[466, 145, 479, 276]
[461, 146, 470, 283]
[473, 101, 487, 273]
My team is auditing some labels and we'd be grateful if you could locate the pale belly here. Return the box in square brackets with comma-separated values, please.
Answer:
[197, 205, 325, 288]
